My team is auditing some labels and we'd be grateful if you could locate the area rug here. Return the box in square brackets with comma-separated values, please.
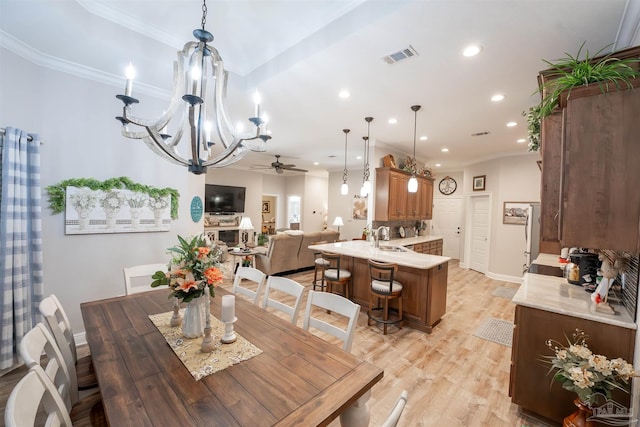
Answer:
[491, 286, 518, 300]
[473, 318, 514, 347]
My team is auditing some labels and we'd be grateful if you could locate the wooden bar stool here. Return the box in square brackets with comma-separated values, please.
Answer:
[367, 259, 403, 335]
[312, 241, 329, 291]
[321, 251, 351, 299]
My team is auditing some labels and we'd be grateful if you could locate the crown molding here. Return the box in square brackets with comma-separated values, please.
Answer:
[0, 30, 170, 100]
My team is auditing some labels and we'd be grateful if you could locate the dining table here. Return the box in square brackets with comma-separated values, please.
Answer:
[81, 287, 384, 426]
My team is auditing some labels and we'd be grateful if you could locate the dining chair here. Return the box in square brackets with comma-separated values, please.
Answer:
[17, 324, 106, 425]
[123, 262, 168, 295]
[39, 294, 98, 390]
[261, 276, 305, 324]
[311, 240, 329, 291]
[303, 290, 360, 352]
[380, 390, 409, 427]
[321, 251, 352, 299]
[232, 266, 267, 305]
[368, 259, 404, 335]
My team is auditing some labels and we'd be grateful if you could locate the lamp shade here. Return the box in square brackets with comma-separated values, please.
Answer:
[239, 216, 254, 230]
[332, 216, 344, 227]
[340, 182, 349, 195]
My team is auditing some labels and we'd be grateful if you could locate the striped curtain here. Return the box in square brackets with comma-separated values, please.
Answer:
[0, 127, 43, 369]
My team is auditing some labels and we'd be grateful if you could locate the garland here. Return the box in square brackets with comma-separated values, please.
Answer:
[46, 177, 180, 219]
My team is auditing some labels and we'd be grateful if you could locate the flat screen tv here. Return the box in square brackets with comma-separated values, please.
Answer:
[204, 184, 246, 214]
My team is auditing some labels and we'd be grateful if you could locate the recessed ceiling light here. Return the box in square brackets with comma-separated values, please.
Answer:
[313, 162, 319, 165]
[338, 90, 350, 99]
[388, 118, 397, 124]
[506, 121, 517, 127]
[441, 148, 449, 152]
[517, 138, 526, 143]
[491, 94, 505, 102]
[463, 44, 482, 57]
[419, 136, 428, 141]
[435, 163, 441, 167]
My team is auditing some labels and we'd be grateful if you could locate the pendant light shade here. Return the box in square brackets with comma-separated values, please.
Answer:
[340, 129, 350, 195]
[408, 105, 421, 193]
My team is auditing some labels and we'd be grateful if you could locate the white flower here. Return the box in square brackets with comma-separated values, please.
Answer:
[149, 195, 170, 210]
[556, 349, 568, 361]
[569, 344, 592, 359]
[127, 192, 147, 208]
[589, 355, 612, 376]
[568, 366, 594, 389]
[100, 191, 125, 211]
[69, 188, 97, 210]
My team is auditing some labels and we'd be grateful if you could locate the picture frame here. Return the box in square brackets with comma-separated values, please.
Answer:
[262, 201, 271, 214]
[472, 175, 486, 191]
[352, 194, 367, 220]
[503, 202, 533, 225]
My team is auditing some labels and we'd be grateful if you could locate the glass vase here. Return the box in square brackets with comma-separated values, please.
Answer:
[182, 297, 205, 338]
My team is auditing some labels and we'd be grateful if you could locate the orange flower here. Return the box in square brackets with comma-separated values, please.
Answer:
[176, 272, 199, 292]
[203, 267, 224, 285]
[197, 247, 211, 258]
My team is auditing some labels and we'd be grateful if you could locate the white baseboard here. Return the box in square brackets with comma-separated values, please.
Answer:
[455, 262, 523, 284]
[75, 331, 87, 347]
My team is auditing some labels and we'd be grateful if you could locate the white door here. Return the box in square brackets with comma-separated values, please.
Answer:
[432, 198, 462, 259]
[469, 195, 490, 274]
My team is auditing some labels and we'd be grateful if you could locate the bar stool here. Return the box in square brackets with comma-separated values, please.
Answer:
[367, 259, 403, 335]
[321, 251, 351, 299]
[312, 241, 329, 291]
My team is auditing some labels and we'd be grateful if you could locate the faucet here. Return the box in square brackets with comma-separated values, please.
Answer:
[375, 226, 388, 248]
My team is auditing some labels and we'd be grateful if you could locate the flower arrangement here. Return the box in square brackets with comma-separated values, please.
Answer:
[545, 329, 635, 407]
[127, 192, 147, 208]
[149, 194, 170, 211]
[100, 190, 125, 211]
[68, 188, 97, 211]
[151, 235, 225, 303]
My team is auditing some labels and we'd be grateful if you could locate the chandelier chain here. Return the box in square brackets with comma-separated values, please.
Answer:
[201, 0, 207, 31]
[342, 129, 349, 183]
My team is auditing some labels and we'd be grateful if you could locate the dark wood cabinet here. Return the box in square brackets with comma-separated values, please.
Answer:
[375, 167, 434, 221]
[539, 112, 562, 255]
[510, 305, 634, 424]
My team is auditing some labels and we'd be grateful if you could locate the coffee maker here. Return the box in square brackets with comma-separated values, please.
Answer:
[567, 252, 601, 286]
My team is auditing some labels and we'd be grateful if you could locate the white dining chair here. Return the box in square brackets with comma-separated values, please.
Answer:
[39, 294, 97, 390]
[232, 266, 267, 305]
[380, 390, 409, 427]
[261, 276, 305, 324]
[5, 365, 73, 427]
[302, 290, 360, 352]
[123, 263, 168, 295]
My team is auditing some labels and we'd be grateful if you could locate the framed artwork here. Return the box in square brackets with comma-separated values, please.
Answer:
[262, 201, 271, 213]
[472, 175, 486, 191]
[503, 202, 533, 225]
[352, 195, 367, 220]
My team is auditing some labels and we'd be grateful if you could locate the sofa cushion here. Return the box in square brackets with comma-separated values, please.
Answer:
[255, 233, 303, 276]
[296, 230, 340, 270]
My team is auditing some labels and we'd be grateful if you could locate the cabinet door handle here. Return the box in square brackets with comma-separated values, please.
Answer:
[554, 210, 559, 220]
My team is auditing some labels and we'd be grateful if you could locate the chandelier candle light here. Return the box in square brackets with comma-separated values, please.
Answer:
[408, 105, 422, 193]
[115, 0, 271, 175]
[360, 117, 373, 197]
[341, 129, 350, 195]
[220, 294, 237, 344]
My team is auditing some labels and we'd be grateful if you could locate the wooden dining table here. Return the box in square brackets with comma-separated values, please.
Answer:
[81, 288, 383, 426]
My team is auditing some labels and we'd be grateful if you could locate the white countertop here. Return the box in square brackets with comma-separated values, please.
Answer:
[532, 253, 565, 268]
[308, 240, 450, 270]
[513, 272, 636, 329]
[387, 235, 444, 246]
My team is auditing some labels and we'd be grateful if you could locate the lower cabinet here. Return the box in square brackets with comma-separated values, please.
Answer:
[412, 239, 443, 256]
[510, 305, 634, 424]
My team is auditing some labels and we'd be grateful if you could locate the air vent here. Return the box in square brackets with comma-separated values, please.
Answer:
[471, 131, 491, 137]
[382, 45, 419, 64]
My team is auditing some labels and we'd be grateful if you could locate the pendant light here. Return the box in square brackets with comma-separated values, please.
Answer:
[407, 105, 421, 193]
[340, 129, 350, 195]
[360, 117, 373, 197]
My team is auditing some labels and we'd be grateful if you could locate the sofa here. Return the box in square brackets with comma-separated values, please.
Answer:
[255, 230, 340, 276]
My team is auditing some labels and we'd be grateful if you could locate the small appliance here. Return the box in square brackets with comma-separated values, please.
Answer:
[566, 252, 601, 286]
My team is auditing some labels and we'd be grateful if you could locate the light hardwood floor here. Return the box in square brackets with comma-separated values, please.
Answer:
[0, 261, 553, 426]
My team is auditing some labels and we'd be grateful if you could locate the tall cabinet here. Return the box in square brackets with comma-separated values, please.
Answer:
[374, 167, 434, 221]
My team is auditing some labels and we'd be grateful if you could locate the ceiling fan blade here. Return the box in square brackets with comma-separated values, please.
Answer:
[283, 167, 308, 172]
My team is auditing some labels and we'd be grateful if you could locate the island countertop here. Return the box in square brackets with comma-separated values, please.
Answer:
[386, 235, 444, 246]
[308, 240, 450, 269]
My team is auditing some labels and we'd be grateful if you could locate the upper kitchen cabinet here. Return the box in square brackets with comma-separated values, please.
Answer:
[559, 82, 640, 252]
[538, 112, 563, 254]
[375, 167, 434, 221]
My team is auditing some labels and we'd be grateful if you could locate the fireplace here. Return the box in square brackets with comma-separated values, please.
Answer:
[218, 229, 239, 246]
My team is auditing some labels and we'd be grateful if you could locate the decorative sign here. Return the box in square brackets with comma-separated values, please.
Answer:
[190, 196, 204, 223]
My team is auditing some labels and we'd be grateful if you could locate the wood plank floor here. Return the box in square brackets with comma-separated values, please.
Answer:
[0, 261, 553, 426]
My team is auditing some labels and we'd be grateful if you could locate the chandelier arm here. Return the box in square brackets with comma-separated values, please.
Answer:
[187, 104, 202, 167]
[142, 129, 189, 166]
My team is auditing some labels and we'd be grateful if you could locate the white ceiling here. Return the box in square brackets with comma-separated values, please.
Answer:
[2, 0, 639, 175]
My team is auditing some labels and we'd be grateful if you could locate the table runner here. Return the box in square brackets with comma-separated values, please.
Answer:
[148, 311, 262, 381]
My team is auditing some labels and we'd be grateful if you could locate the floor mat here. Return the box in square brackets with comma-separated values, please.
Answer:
[473, 318, 514, 347]
[491, 286, 518, 300]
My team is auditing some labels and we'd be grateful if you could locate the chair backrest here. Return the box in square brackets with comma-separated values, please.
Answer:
[261, 276, 305, 324]
[5, 365, 73, 427]
[368, 259, 398, 293]
[39, 295, 78, 377]
[302, 290, 360, 352]
[19, 323, 76, 411]
[232, 266, 267, 305]
[123, 263, 168, 295]
[321, 251, 346, 279]
[380, 390, 409, 427]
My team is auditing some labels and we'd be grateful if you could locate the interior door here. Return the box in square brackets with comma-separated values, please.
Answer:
[469, 195, 490, 273]
[432, 198, 462, 259]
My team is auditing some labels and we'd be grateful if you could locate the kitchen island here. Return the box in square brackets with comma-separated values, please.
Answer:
[308, 240, 450, 333]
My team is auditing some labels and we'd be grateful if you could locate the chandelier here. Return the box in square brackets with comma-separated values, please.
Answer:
[115, 0, 271, 175]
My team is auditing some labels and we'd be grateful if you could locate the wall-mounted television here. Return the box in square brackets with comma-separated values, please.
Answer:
[204, 184, 246, 214]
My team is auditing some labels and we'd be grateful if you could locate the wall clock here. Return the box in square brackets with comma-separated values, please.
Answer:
[190, 196, 203, 223]
[438, 176, 457, 195]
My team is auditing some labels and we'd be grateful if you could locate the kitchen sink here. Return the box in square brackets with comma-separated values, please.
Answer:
[378, 246, 406, 252]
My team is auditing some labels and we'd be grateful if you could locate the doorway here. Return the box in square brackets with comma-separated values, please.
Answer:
[433, 198, 463, 259]
[261, 194, 277, 235]
[465, 194, 491, 274]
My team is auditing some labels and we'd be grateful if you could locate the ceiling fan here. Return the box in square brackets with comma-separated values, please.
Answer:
[250, 155, 308, 174]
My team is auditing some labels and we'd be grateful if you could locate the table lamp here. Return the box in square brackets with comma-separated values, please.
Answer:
[239, 216, 254, 250]
[332, 216, 344, 233]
